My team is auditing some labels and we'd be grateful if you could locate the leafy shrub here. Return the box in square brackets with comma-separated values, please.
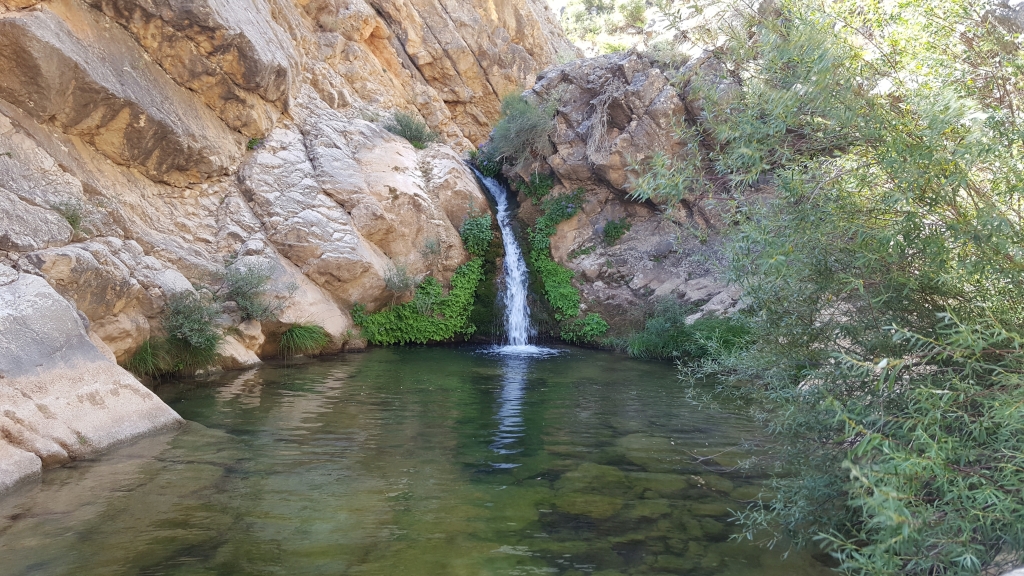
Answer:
[384, 111, 439, 149]
[631, 1, 1024, 573]
[279, 325, 331, 357]
[163, 292, 222, 356]
[125, 339, 169, 378]
[487, 94, 555, 170]
[219, 263, 276, 321]
[561, 313, 609, 344]
[602, 218, 631, 245]
[525, 187, 593, 323]
[384, 263, 417, 296]
[459, 214, 493, 258]
[125, 292, 222, 378]
[51, 200, 84, 234]
[353, 258, 485, 345]
[517, 172, 554, 204]
[624, 300, 750, 360]
[246, 138, 264, 150]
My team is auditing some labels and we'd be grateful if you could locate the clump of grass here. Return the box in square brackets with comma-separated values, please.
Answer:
[246, 138, 264, 150]
[384, 111, 439, 149]
[125, 339, 169, 378]
[52, 199, 84, 234]
[279, 325, 331, 357]
[219, 262, 276, 321]
[603, 218, 632, 245]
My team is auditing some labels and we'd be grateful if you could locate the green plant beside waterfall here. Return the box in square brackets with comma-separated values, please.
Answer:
[353, 259, 485, 345]
[525, 188, 608, 344]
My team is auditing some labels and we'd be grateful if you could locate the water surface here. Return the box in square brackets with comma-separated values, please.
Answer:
[0, 347, 830, 575]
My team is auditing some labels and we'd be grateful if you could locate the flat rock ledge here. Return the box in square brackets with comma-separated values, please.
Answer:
[0, 270, 184, 494]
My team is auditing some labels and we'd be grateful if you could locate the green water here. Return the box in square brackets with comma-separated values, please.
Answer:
[0, 347, 830, 575]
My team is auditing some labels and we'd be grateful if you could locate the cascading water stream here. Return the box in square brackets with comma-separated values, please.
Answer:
[472, 170, 536, 351]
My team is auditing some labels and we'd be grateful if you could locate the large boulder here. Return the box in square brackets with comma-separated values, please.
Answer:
[0, 270, 184, 494]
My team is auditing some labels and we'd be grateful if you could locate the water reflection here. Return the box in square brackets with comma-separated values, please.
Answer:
[489, 355, 530, 465]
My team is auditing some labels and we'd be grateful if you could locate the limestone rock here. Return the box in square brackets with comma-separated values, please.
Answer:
[86, 0, 299, 136]
[529, 51, 686, 192]
[216, 335, 262, 370]
[0, 0, 241, 185]
[0, 273, 184, 493]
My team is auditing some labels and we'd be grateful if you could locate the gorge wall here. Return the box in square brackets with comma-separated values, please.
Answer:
[0, 0, 575, 492]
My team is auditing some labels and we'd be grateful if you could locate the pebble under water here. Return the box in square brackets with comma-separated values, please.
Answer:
[0, 347, 832, 575]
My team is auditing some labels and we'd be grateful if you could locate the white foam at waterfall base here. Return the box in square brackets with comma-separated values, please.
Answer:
[471, 169, 560, 357]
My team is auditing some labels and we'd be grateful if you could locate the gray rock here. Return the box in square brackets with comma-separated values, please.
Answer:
[0, 273, 183, 493]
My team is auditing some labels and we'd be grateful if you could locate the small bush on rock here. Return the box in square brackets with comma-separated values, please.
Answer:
[517, 172, 555, 204]
[624, 300, 751, 360]
[384, 111, 439, 149]
[487, 94, 555, 170]
[219, 263, 276, 321]
[602, 218, 631, 245]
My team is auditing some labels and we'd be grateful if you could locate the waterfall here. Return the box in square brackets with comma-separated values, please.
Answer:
[474, 170, 535, 348]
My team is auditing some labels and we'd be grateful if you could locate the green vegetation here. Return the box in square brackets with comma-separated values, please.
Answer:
[218, 263, 276, 321]
[51, 200, 84, 234]
[601, 218, 631, 245]
[483, 94, 555, 171]
[516, 172, 554, 204]
[383, 111, 439, 149]
[126, 292, 222, 377]
[246, 138, 264, 150]
[560, 0, 648, 52]
[527, 188, 586, 320]
[459, 213, 494, 258]
[631, 0, 1024, 573]
[524, 187, 609, 342]
[353, 259, 485, 345]
[619, 300, 750, 360]
[560, 313, 610, 345]
[279, 325, 331, 357]
[469, 148, 503, 178]
[124, 339, 167, 378]
[384, 263, 417, 297]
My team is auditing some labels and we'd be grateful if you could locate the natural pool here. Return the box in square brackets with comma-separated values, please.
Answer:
[0, 347, 831, 575]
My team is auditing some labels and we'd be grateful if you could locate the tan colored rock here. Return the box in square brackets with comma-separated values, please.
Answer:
[529, 51, 687, 193]
[0, 273, 184, 494]
[90, 312, 151, 363]
[86, 0, 299, 136]
[216, 335, 262, 370]
[0, 0, 241, 185]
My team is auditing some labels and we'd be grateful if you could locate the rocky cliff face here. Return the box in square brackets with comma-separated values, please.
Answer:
[0, 0, 574, 492]
[513, 51, 744, 332]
